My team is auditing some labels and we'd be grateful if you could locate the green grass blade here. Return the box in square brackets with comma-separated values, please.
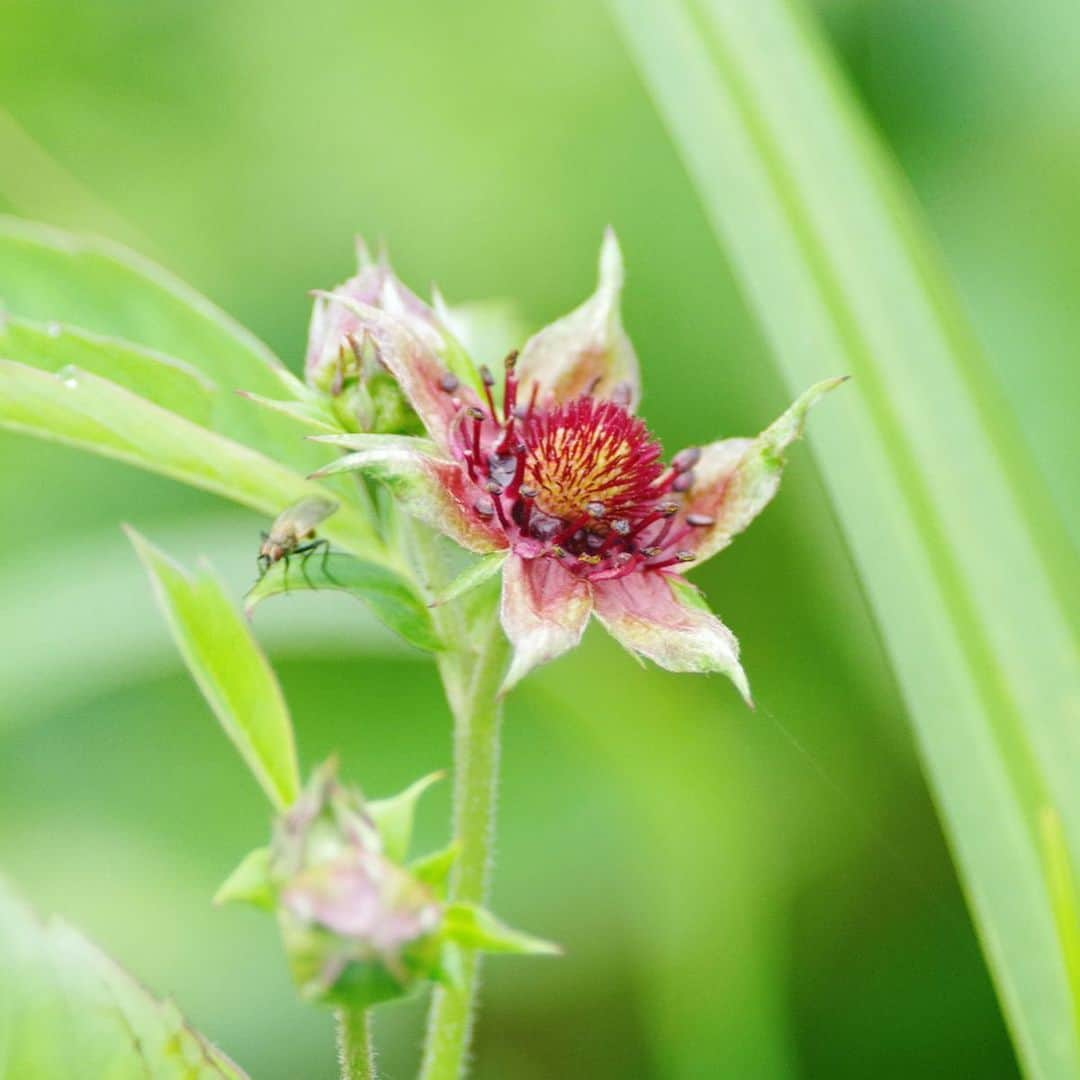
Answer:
[245, 552, 443, 653]
[0, 876, 249, 1077]
[609, 0, 1080, 1073]
[127, 528, 300, 810]
[0, 215, 321, 465]
[0, 358, 383, 561]
[1041, 807, 1080, 1046]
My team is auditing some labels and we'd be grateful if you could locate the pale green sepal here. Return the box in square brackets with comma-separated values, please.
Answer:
[309, 431, 440, 455]
[310, 443, 505, 555]
[214, 847, 275, 910]
[441, 903, 562, 956]
[684, 376, 848, 567]
[368, 772, 445, 864]
[236, 390, 343, 434]
[408, 844, 460, 900]
[433, 551, 508, 607]
[514, 227, 640, 408]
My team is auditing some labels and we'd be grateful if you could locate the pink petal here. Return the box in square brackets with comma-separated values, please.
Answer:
[677, 377, 847, 567]
[499, 556, 593, 694]
[592, 572, 752, 705]
[312, 443, 505, 554]
[515, 228, 641, 409]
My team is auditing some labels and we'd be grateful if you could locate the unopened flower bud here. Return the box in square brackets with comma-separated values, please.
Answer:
[305, 241, 471, 434]
[268, 761, 442, 1006]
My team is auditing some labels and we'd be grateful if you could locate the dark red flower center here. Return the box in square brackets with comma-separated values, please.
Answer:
[444, 355, 709, 580]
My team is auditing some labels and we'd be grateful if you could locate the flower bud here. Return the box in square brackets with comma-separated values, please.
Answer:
[305, 242, 459, 434]
[216, 759, 559, 1011]
[268, 760, 442, 1006]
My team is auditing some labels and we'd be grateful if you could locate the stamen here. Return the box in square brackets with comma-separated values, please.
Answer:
[467, 407, 485, 463]
[686, 513, 714, 527]
[479, 365, 497, 417]
[503, 349, 519, 420]
[649, 514, 677, 550]
[523, 382, 539, 424]
[646, 550, 697, 572]
[473, 495, 495, 518]
[586, 501, 606, 518]
[462, 451, 478, 482]
[438, 372, 460, 393]
[491, 496, 511, 530]
[671, 447, 701, 473]
[672, 471, 694, 493]
[507, 444, 527, 495]
[516, 491, 534, 533]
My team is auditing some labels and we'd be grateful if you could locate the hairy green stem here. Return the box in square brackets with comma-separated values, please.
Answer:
[406, 522, 510, 1079]
[336, 1007, 376, 1080]
[420, 614, 509, 1080]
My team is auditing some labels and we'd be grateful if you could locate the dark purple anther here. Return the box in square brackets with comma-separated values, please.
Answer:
[671, 446, 701, 473]
[439, 372, 460, 393]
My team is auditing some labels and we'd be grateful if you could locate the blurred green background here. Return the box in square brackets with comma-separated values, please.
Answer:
[2, 1, 1076, 1075]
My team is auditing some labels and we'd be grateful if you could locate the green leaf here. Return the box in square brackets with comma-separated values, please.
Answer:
[367, 772, 445, 864]
[0, 216, 308, 461]
[432, 551, 508, 607]
[409, 845, 460, 900]
[440, 903, 561, 957]
[610, 0, 1080, 1073]
[127, 528, 300, 810]
[0, 358, 383, 559]
[0, 315, 217, 426]
[214, 847, 275, 911]
[245, 552, 443, 653]
[0, 877, 249, 1078]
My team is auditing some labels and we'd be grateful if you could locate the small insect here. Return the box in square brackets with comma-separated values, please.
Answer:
[257, 496, 339, 588]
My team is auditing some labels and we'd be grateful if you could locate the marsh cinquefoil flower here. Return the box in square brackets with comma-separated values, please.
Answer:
[312, 231, 843, 702]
